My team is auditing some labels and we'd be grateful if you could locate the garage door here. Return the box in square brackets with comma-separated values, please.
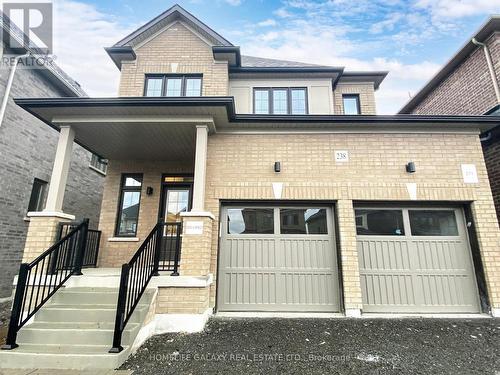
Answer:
[356, 206, 480, 313]
[217, 206, 340, 312]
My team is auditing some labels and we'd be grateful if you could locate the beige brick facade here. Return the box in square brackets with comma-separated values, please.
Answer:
[23, 216, 72, 263]
[333, 83, 377, 115]
[97, 160, 192, 267]
[203, 132, 500, 310]
[156, 286, 210, 314]
[180, 215, 213, 276]
[118, 21, 228, 97]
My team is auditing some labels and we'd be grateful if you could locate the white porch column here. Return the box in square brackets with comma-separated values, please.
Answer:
[192, 125, 208, 212]
[44, 126, 75, 213]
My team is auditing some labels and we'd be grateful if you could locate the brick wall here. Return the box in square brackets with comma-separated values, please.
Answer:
[0, 50, 104, 298]
[97, 160, 193, 267]
[156, 286, 210, 314]
[119, 21, 228, 97]
[204, 132, 500, 310]
[406, 32, 500, 224]
[333, 83, 377, 115]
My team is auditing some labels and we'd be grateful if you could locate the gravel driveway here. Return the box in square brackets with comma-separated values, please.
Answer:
[122, 317, 500, 374]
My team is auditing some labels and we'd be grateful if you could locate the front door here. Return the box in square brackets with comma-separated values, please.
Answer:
[159, 182, 192, 269]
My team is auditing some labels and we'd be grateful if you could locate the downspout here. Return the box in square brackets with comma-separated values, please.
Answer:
[472, 38, 500, 103]
[0, 53, 30, 128]
[472, 38, 499, 142]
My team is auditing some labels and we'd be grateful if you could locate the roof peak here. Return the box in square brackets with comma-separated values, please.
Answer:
[113, 3, 232, 48]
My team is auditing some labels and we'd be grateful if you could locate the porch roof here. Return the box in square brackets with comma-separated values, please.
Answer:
[15, 96, 500, 159]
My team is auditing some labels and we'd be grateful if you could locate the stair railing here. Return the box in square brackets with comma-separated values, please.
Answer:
[109, 221, 182, 353]
[1, 218, 89, 350]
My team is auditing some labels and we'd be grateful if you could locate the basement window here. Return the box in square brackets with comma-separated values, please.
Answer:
[144, 75, 202, 97]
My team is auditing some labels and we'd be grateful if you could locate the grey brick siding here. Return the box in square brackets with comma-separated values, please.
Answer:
[0, 57, 104, 298]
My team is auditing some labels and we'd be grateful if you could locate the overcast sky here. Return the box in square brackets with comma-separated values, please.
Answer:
[14, 0, 500, 113]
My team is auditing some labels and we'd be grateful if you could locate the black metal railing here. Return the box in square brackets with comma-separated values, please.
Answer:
[57, 222, 101, 268]
[158, 222, 182, 274]
[109, 221, 182, 353]
[1, 219, 89, 350]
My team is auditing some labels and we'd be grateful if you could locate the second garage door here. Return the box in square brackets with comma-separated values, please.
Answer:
[356, 206, 480, 313]
[217, 206, 340, 312]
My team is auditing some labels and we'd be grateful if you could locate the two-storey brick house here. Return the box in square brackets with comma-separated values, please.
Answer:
[399, 16, 500, 225]
[1, 5, 499, 370]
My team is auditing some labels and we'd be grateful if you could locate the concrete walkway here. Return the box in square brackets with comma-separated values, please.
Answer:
[122, 317, 500, 374]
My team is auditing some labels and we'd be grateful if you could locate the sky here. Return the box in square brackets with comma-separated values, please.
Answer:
[11, 0, 500, 113]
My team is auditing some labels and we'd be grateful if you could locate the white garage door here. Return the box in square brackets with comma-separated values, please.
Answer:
[356, 206, 480, 313]
[217, 206, 340, 312]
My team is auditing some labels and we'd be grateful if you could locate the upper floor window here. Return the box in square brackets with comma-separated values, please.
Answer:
[342, 94, 360, 115]
[253, 87, 308, 115]
[144, 75, 202, 97]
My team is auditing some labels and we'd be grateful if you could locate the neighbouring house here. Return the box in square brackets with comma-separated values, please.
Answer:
[0, 14, 105, 322]
[399, 16, 500, 225]
[0, 4, 499, 370]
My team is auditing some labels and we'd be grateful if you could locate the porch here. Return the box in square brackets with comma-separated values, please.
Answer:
[0, 99, 220, 369]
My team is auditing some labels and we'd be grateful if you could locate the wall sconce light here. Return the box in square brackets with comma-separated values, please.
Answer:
[146, 186, 154, 195]
[406, 162, 416, 173]
[274, 162, 281, 173]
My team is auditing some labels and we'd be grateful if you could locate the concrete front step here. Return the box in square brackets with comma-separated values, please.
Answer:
[51, 289, 119, 305]
[0, 285, 156, 370]
[0, 345, 130, 370]
[17, 323, 140, 346]
[35, 304, 149, 323]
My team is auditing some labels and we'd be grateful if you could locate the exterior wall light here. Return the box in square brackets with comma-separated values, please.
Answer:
[274, 162, 281, 173]
[406, 162, 416, 173]
[146, 186, 154, 195]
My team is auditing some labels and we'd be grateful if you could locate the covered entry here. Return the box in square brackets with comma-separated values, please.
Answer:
[356, 206, 480, 313]
[217, 205, 340, 312]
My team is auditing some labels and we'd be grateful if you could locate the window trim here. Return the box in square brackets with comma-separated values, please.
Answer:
[253, 87, 308, 115]
[115, 173, 143, 237]
[342, 94, 361, 115]
[144, 74, 203, 97]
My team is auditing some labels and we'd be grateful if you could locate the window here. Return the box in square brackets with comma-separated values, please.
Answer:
[116, 174, 143, 237]
[253, 88, 308, 115]
[409, 210, 459, 236]
[144, 77, 163, 97]
[227, 208, 274, 234]
[342, 94, 360, 115]
[254, 89, 270, 114]
[90, 154, 107, 175]
[280, 208, 328, 234]
[355, 209, 405, 235]
[144, 75, 202, 97]
[27, 178, 47, 212]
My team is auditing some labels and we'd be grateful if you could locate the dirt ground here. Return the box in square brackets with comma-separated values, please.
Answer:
[122, 317, 500, 374]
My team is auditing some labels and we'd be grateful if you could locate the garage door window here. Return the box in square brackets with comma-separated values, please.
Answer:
[280, 208, 328, 234]
[227, 208, 274, 234]
[355, 209, 404, 236]
[409, 210, 459, 236]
